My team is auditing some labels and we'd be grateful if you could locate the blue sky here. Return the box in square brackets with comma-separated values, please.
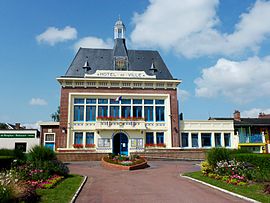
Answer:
[1, 0, 270, 126]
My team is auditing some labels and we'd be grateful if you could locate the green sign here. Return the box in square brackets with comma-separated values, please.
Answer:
[0, 134, 35, 138]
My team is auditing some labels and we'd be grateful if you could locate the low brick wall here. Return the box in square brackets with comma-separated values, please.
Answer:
[56, 149, 206, 162]
[133, 149, 206, 161]
[56, 153, 107, 162]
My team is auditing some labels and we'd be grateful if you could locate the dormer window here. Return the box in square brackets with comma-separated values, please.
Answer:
[114, 56, 128, 70]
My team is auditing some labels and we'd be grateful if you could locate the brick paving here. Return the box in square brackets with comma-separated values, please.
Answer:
[68, 161, 248, 203]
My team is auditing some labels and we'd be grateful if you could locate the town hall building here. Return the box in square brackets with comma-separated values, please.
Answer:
[40, 19, 181, 155]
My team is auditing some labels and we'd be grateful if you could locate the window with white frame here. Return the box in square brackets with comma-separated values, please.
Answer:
[98, 138, 110, 147]
[44, 133, 55, 151]
[131, 138, 143, 147]
[72, 97, 167, 122]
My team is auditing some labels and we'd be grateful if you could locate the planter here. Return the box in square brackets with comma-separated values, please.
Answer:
[101, 157, 148, 170]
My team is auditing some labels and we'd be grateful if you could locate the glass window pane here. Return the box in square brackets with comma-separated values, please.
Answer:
[224, 133, 231, 147]
[191, 133, 198, 147]
[144, 99, 153, 104]
[86, 132, 94, 144]
[74, 98, 84, 104]
[86, 106, 96, 121]
[121, 99, 131, 104]
[156, 106, 165, 121]
[215, 133, 221, 147]
[110, 99, 119, 104]
[201, 133, 211, 147]
[133, 106, 142, 118]
[45, 134, 54, 142]
[121, 106, 131, 118]
[146, 132, 154, 144]
[98, 99, 108, 104]
[74, 106, 84, 121]
[133, 99, 142, 104]
[156, 132, 164, 144]
[86, 99, 96, 104]
[181, 133, 189, 147]
[98, 106, 108, 117]
[110, 106, 119, 118]
[74, 132, 83, 144]
[155, 99, 164, 105]
[144, 106, 153, 121]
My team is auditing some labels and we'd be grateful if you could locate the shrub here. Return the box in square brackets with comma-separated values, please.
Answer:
[0, 185, 12, 203]
[207, 148, 231, 168]
[200, 161, 213, 175]
[231, 153, 270, 171]
[0, 149, 14, 156]
[28, 146, 56, 162]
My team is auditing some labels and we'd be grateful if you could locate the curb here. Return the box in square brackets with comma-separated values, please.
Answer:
[70, 175, 88, 203]
[180, 175, 260, 203]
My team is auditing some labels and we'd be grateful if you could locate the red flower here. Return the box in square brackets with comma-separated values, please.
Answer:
[73, 144, 83, 148]
[85, 144, 95, 148]
[156, 143, 166, 147]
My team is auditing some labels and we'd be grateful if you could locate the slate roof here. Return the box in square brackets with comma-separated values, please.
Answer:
[209, 117, 270, 126]
[64, 39, 174, 80]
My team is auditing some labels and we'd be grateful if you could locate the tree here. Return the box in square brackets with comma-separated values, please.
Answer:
[51, 106, 60, 122]
[0, 123, 8, 129]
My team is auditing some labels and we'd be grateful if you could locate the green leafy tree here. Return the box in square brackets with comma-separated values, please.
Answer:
[51, 106, 60, 122]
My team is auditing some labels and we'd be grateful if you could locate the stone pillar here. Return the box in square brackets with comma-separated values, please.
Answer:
[211, 132, 215, 148]
[262, 132, 266, 143]
[188, 132, 192, 148]
[83, 132, 86, 147]
[198, 132, 202, 148]
[221, 132, 225, 147]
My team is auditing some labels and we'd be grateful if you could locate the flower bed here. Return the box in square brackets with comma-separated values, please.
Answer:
[85, 144, 95, 148]
[101, 154, 148, 170]
[145, 143, 166, 148]
[73, 144, 83, 148]
[0, 146, 70, 202]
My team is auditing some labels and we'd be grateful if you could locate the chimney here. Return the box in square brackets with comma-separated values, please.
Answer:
[15, 123, 20, 129]
[258, 112, 270, 119]
[233, 110, 241, 121]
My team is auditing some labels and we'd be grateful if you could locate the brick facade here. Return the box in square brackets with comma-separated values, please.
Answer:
[41, 125, 61, 149]
[59, 87, 180, 148]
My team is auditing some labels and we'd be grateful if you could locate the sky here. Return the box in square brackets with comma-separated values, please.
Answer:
[1, 0, 270, 127]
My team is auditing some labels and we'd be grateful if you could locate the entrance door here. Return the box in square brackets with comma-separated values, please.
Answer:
[113, 133, 128, 155]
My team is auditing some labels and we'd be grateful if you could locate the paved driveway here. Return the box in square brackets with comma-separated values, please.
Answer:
[68, 161, 247, 203]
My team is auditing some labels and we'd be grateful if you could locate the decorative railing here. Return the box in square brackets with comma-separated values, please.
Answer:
[239, 134, 263, 143]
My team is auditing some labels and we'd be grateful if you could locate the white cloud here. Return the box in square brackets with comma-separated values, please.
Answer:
[22, 121, 41, 130]
[242, 108, 270, 118]
[29, 98, 48, 106]
[36, 26, 77, 46]
[74, 37, 113, 51]
[194, 56, 270, 103]
[177, 89, 190, 102]
[131, 0, 270, 58]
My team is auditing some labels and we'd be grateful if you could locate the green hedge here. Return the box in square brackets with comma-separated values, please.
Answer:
[232, 153, 270, 171]
[0, 149, 15, 156]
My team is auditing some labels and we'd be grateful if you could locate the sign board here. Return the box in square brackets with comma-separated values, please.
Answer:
[0, 134, 35, 138]
[85, 70, 156, 79]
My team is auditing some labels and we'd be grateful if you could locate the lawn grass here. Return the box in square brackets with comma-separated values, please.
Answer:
[184, 171, 270, 203]
[36, 174, 83, 203]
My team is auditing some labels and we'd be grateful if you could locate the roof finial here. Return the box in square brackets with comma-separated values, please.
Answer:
[149, 59, 158, 73]
[118, 14, 121, 21]
[83, 57, 91, 72]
